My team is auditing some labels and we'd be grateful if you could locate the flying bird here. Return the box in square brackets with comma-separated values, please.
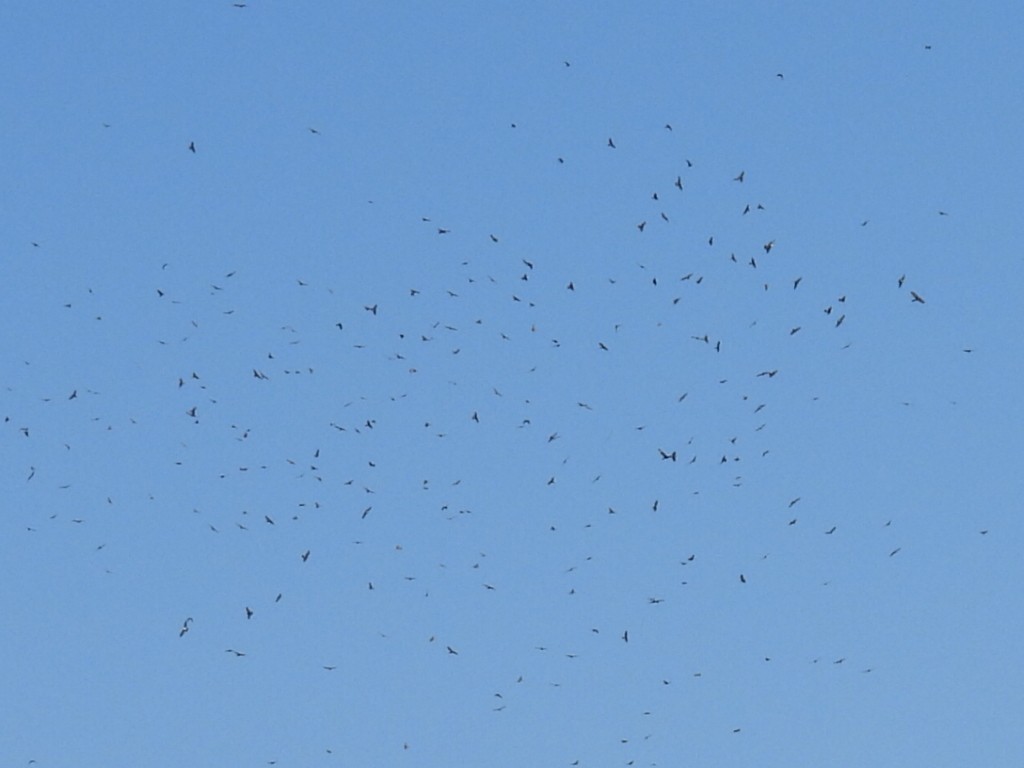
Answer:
[910, 291, 926, 304]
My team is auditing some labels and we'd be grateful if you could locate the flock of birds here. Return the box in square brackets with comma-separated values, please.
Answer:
[8, 30, 987, 767]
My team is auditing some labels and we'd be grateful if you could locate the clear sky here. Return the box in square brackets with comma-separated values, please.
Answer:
[3, 2, 1023, 766]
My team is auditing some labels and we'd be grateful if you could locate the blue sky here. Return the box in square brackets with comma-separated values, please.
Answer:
[3, 2, 1023, 766]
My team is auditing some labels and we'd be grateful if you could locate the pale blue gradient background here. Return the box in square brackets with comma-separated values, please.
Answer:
[3, 3, 1022, 766]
